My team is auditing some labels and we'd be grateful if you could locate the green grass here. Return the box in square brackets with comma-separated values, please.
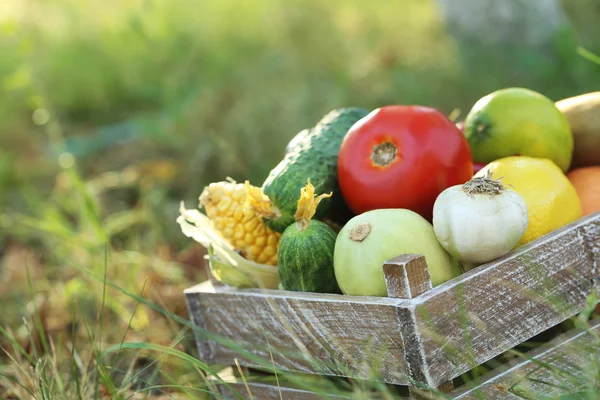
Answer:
[1, 0, 600, 398]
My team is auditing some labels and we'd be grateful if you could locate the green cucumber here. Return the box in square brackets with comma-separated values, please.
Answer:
[277, 180, 341, 293]
[285, 128, 310, 154]
[253, 107, 370, 233]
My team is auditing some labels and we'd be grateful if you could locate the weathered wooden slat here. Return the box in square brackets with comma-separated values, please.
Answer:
[184, 282, 412, 384]
[213, 320, 600, 400]
[582, 214, 600, 275]
[383, 254, 433, 299]
[404, 212, 600, 387]
[452, 319, 600, 399]
[185, 281, 217, 364]
[383, 254, 454, 399]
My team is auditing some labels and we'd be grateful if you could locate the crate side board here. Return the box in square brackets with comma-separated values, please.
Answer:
[185, 282, 413, 384]
[184, 283, 217, 364]
[452, 318, 600, 399]
[411, 212, 600, 305]
[582, 213, 600, 274]
[210, 319, 600, 400]
[405, 212, 600, 387]
[184, 281, 405, 305]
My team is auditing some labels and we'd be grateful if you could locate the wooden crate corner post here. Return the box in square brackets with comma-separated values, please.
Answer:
[383, 254, 453, 400]
[183, 258, 224, 368]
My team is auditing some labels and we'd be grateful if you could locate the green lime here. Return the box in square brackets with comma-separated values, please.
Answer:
[464, 87, 574, 172]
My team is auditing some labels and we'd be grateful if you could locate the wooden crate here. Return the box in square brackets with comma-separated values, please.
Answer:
[211, 318, 600, 399]
[184, 211, 600, 398]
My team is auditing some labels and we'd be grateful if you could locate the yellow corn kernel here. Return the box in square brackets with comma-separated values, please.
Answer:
[243, 233, 255, 246]
[233, 224, 245, 241]
[255, 236, 266, 247]
[244, 218, 259, 232]
[263, 246, 276, 257]
[223, 227, 234, 239]
[199, 180, 281, 266]
[232, 186, 245, 201]
[248, 245, 261, 259]
[233, 207, 245, 222]
[267, 234, 278, 246]
[216, 196, 232, 213]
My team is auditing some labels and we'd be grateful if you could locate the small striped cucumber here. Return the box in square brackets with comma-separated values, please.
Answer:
[277, 180, 341, 293]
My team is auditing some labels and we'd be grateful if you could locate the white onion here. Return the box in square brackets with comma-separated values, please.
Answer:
[432, 173, 528, 270]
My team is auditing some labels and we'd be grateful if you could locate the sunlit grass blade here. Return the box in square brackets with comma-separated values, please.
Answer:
[0, 372, 37, 399]
[70, 299, 83, 400]
[100, 341, 244, 399]
[0, 326, 35, 366]
[116, 335, 184, 391]
[125, 384, 226, 398]
[577, 47, 600, 65]
[153, 370, 208, 400]
[25, 264, 49, 358]
[109, 278, 148, 384]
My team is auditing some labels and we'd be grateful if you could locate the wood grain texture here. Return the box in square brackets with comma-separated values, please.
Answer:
[437, 380, 454, 393]
[184, 282, 412, 385]
[385, 254, 454, 399]
[384, 254, 432, 299]
[404, 212, 600, 387]
[212, 320, 600, 400]
[185, 281, 216, 364]
[582, 213, 600, 276]
[452, 319, 600, 399]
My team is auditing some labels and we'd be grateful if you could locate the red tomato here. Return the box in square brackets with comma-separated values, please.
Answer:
[338, 106, 473, 221]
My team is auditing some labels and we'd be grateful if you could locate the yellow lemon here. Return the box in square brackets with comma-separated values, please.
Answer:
[475, 156, 582, 246]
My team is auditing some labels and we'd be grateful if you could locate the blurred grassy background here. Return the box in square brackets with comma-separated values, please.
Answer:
[0, 0, 599, 397]
[2, 0, 599, 212]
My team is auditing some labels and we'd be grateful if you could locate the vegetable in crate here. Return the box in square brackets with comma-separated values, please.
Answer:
[277, 179, 341, 293]
[285, 128, 310, 154]
[432, 171, 529, 271]
[464, 87, 573, 172]
[475, 156, 581, 246]
[555, 92, 600, 168]
[337, 105, 473, 221]
[199, 179, 281, 265]
[567, 166, 600, 216]
[333, 208, 462, 297]
[177, 202, 280, 289]
[246, 107, 370, 233]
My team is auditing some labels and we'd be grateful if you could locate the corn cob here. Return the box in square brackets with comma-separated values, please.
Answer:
[177, 204, 280, 289]
[199, 179, 281, 265]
